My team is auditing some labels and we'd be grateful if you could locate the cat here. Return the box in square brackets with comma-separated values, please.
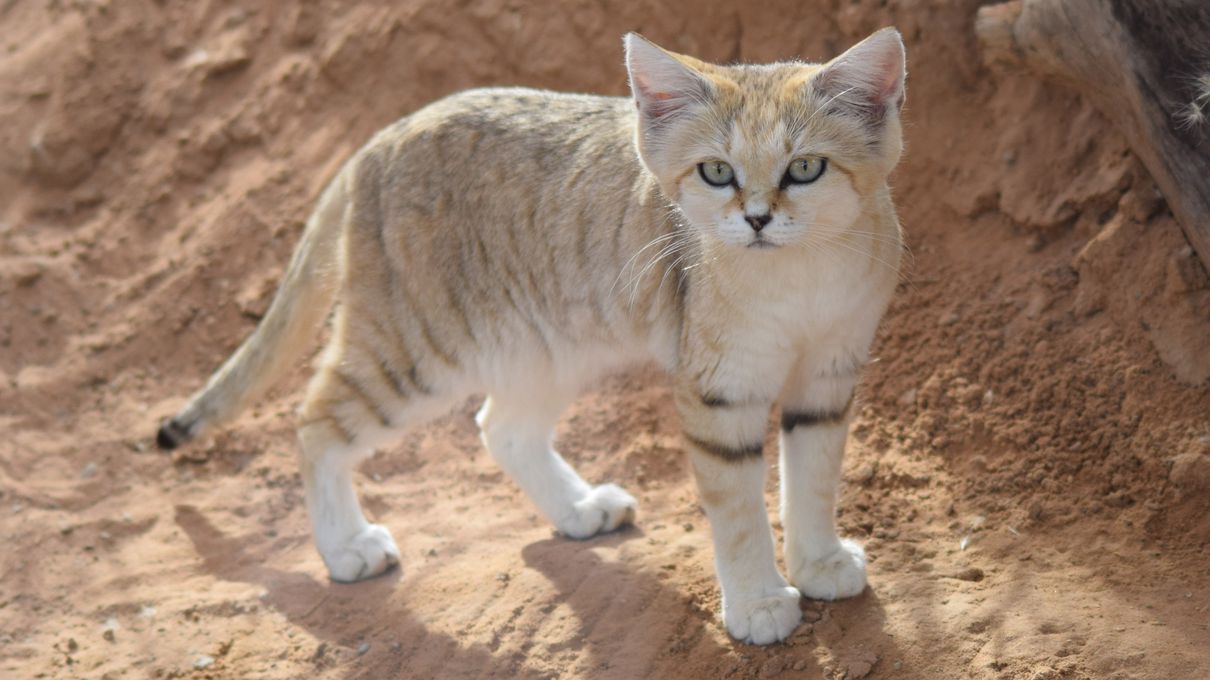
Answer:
[156, 28, 906, 645]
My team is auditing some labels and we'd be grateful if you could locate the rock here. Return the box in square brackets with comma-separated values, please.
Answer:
[193, 654, 215, 669]
[851, 462, 877, 484]
[760, 655, 786, 678]
[952, 567, 985, 582]
[841, 650, 878, 679]
[1169, 453, 1210, 491]
[80, 463, 98, 479]
[184, 29, 252, 79]
[357, 642, 370, 656]
[12, 261, 44, 287]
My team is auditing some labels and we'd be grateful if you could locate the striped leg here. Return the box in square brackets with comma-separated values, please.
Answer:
[779, 362, 866, 600]
[296, 313, 441, 583]
[677, 387, 802, 645]
[298, 412, 400, 583]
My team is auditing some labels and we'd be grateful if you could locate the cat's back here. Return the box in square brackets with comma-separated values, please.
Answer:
[365, 87, 635, 181]
[335, 86, 668, 352]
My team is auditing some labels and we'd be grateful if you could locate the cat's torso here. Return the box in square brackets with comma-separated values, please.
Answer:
[340, 87, 899, 402]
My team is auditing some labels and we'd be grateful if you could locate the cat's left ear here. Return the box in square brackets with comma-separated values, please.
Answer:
[624, 33, 713, 124]
[811, 27, 906, 125]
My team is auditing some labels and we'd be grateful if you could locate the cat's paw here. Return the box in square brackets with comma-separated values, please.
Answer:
[723, 586, 804, 645]
[558, 483, 637, 539]
[323, 524, 401, 582]
[790, 538, 867, 600]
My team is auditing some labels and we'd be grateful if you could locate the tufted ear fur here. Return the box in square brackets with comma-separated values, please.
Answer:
[624, 33, 713, 126]
[812, 27, 906, 125]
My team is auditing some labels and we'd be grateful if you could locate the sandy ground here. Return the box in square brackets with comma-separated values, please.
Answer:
[3, 1, 1210, 678]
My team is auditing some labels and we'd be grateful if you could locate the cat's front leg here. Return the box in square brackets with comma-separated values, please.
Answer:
[678, 388, 802, 645]
[779, 358, 867, 600]
[477, 394, 636, 539]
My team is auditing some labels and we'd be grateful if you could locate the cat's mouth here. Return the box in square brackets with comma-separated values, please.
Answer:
[746, 238, 779, 250]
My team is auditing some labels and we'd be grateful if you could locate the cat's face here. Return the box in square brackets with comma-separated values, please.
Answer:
[626, 30, 905, 251]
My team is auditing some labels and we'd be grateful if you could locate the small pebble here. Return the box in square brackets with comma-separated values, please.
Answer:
[357, 642, 370, 656]
[194, 654, 215, 669]
[953, 567, 985, 582]
[81, 463, 98, 479]
[759, 655, 787, 678]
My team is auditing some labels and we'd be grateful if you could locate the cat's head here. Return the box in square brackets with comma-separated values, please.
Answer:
[624, 29, 905, 250]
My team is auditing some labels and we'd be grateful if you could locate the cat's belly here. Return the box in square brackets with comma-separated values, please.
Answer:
[466, 302, 678, 398]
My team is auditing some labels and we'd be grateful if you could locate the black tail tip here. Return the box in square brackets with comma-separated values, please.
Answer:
[156, 419, 190, 451]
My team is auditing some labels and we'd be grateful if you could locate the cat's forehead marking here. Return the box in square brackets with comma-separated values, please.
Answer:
[721, 63, 818, 155]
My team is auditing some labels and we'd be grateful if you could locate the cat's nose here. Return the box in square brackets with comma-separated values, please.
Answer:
[744, 213, 772, 232]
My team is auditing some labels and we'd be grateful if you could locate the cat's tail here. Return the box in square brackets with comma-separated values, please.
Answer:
[156, 169, 350, 450]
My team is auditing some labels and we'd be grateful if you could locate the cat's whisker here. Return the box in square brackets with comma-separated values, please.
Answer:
[624, 233, 691, 309]
[608, 231, 684, 300]
[810, 233, 908, 283]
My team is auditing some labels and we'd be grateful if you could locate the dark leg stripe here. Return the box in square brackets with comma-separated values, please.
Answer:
[406, 365, 432, 395]
[780, 396, 853, 432]
[299, 414, 356, 445]
[333, 370, 392, 428]
[684, 433, 763, 461]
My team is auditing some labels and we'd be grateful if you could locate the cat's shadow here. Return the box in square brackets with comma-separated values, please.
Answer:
[519, 530, 899, 677]
[173, 504, 547, 679]
[175, 504, 901, 677]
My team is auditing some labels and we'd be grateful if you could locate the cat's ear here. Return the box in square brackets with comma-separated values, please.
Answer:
[811, 27, 906, 124]
[624, 33, 712, 123]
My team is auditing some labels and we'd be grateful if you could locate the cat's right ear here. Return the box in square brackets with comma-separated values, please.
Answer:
[624, 34, 711, 124]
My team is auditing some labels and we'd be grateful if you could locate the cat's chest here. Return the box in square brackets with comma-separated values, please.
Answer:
[745, 261, 889, 342]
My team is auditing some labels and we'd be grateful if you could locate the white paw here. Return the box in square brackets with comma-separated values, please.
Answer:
[557, 483, 637, 539]
[790, 538, 867, 600]
[323, 524, 401, 582]
[723, 586, 804, 645]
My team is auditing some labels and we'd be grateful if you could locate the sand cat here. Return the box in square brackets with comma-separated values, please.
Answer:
[156, 28, 906, 645]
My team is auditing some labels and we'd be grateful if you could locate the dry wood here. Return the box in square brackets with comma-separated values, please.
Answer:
[976, 0, 1210, 269]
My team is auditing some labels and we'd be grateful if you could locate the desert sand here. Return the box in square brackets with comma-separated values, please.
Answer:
[2, 1, 1209, 678]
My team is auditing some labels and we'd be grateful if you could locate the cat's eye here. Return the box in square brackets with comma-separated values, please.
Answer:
[785, 156, 827, 185]
[698, 161, 735, 187]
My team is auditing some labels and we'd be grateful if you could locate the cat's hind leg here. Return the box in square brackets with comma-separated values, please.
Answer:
[296, 314, 449, 582]
[476, 393, 636, 539]
[297, 373, 403, 583]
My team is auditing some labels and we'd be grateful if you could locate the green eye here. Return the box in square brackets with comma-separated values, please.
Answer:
[698, 161, 735, 187]
[785, 156, 827, 185]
